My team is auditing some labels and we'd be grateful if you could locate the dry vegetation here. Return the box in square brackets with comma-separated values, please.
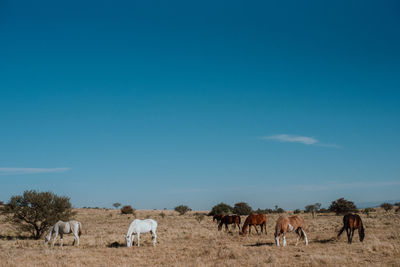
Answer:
[1, 208, 399, 266]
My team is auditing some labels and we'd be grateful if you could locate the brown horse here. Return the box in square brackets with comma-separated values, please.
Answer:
[337, 214, 365, 244]
[218, 215, 241, 232]
[213, 214, 225, 224]
[274, 215, 308, 246]
[241, 214, 267, 236]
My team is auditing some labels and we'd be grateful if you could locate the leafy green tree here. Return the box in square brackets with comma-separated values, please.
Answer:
[233, 202, 253, 215]
[328, 198, 357, 215]
[209, 203, 233, 216]
[1, 190, 75, 239]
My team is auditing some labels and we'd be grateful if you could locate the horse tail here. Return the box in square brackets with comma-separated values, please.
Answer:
[241, 220, 249, 235]
[78, 222, 82, 237]
[338, 214, 349, 238]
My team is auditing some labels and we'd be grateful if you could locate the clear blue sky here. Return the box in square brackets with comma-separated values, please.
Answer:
[1, 0, 399, 210]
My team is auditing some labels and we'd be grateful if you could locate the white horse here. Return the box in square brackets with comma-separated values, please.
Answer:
[126, 219, 157, 247]
[45, 220, 82, 247]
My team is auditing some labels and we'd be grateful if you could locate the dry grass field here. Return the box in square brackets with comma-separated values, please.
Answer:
[1, 208, 399, 266]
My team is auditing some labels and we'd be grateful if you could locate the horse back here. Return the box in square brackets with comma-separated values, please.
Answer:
[344, 214, 363, 229]
[289, 215, 306, 229]
[132, 219, 157, 233]
[245, 214, 266, 225]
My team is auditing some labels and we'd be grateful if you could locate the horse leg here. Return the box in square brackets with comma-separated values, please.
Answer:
[350, 228, 355, 244]
[301, 229, 308, 245]
[283, 233, 287, 246]
[275, 234, 280, 246]
[255, 225, 259, 235]
[346, 228, 351, 244]
[60, 234, 64, 248]
[152, 231, 157, 246]
[225, 223, 228, 232]
[73, 231, 79, 246]
[295, 229, 300, 246]
[137, 232, 140, 247]
[52, 232, 59, 247]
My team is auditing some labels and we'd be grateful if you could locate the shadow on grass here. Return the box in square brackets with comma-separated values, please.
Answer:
[108, 241, 126, 248]
[244, 241, 275, 247]
[0, 235, 35, 240]
[312, 238, 336, 244]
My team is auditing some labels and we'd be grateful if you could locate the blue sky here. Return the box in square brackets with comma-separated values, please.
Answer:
[1, 1, 399, 210]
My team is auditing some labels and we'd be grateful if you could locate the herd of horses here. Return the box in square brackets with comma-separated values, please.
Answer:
[213, 213, 364, 245]
[44, 213, 365, 248]
[214, 214, 308, 246]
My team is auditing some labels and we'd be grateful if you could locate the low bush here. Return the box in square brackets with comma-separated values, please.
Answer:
[121, 205, 135, 215]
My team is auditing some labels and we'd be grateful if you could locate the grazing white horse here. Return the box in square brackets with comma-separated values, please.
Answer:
[126, 219, 157, 247]
[45, 220, 82, 247]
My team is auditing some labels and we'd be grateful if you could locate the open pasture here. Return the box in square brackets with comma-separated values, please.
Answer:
[1, 208, 399, 266]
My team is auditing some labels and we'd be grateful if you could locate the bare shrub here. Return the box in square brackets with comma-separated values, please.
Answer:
[174, 205, 191, 215]
[112, 203, 121, 209]
[305, 203, 321, 218]
[194, 213, 205, 223]
[381, 203, 393, 212]
[363, 207, 375, 217]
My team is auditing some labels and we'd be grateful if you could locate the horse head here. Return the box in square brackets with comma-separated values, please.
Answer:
[126, 234, 133, 247]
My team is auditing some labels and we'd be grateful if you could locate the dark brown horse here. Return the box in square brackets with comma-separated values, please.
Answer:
[213, 214, 225, 224]
[337, 214, 365, 244]
[241, 214, 267, 236]
[218, 215, 241, 232]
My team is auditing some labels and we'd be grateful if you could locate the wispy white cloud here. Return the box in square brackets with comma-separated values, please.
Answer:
[260, 134, 341, 148]
[262, 134, 317, 145]
[0, 168, 70, 176]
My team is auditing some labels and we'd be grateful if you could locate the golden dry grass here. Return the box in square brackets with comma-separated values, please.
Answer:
[1, 208, 399, 266]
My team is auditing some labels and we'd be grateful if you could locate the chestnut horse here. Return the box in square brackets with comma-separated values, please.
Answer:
[241, 214, 267, 236]
[218, 215, 241, 232]
[213, 214, 225, 224]
[274, 216, 308, 246]
[337, 214, 365, 244]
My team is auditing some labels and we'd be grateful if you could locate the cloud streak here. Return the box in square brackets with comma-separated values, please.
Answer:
[260, 134, 341, 148]
[0, 168, 70, 176]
